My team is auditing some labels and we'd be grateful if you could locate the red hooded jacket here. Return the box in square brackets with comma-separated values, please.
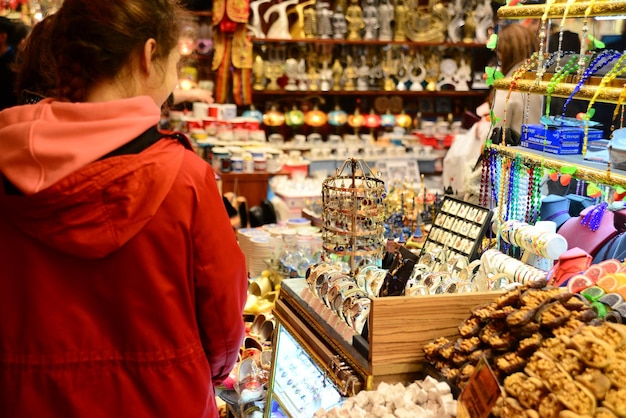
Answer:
[0, 97, 248, 418]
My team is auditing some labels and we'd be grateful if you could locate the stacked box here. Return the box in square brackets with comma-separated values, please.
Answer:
[520, 124, 604, 155]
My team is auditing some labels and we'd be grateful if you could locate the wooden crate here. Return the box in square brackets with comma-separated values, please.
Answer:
[368, 292, 498, 378]
[277, 279, 500, 388]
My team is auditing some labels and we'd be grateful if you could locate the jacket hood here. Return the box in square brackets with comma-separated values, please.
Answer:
[0, 97, 184, 259]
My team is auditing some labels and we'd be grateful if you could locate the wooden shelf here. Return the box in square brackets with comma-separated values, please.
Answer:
[492, 77, 625, 104]
[252, 37, 486, 48]
[497, 1, 626, 19]
[489, 144, 626, 186]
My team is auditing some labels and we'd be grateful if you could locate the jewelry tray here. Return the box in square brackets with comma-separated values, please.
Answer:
[421, 197, 493, 262]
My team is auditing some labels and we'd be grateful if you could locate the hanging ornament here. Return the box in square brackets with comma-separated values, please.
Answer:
[263, 105, 285, 127]
[395, 110, 412, 129]
[328, 106, 348, 127]
[304, 105, 328, 127]
[242, 104, 264, 124]
[364, 110, 381, 141]
[348, 108, 365, 136]
[285, 105, 305, 128]
[380, 111, 396, 130]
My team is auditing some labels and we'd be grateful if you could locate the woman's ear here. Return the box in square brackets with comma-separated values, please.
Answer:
[140, 38, 158, 75]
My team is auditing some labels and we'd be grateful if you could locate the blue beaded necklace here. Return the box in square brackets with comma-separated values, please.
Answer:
[561, 50, 622, 119]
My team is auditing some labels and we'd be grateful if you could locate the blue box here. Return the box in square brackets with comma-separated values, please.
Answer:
[520, 124, 604, 154]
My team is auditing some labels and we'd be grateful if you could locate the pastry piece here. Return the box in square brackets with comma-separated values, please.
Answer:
[495, 352, 527, 374]
[520, 288, 553, 308]
[423, 337, 450, 360]
[491, 305, 517, 320]
[503, 372, 527, 398]
[558, 349, 584, 376]
[472, 302, 498, 320]
[528, 277, 548, 289]
[440, 366, 460, 385]
[537, 393, 564, 418]
[571, 334, 617, 369]
[517, 376, 547, 410]
[495, 288, 522, 308]
[562, 295, 590, 311]
[575, 367, 612, 400]
[458, 315, 482, 338]
[584, 322, 626, 349]
[488, 331, 516, 351]
[604, 358, 626, 389]
[540, 336, 569, 361]
[451, 350, 469, 367]
[513, 320, 541, 338]
[517, 333, 543, 357]
[537, 302, 571, 328]
[458, 362, 475, 382]
[480, 320, 506, 344]
[554, 380, 596, 416]
[438, 340, 457, 360]
[468, 347, 493, 365]
[506, 307, 537, 328]
[603, 388, 626, 417]
[457, 336, 482, 353]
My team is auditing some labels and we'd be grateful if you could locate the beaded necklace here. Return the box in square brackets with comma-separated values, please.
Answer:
[584, 53, 626, 155]
[562, 50, 620, 119]
[531, 166, 542, 223]
[479, 150, 490, 207]
[544, 54, 580, 120]
[554, 0, 577, 67]
[580, 202, 608, 232]
[578, 0, 598, 76]
[610, 83, 626, 139]
[537, 0, 558, 79]
[502, 53, 541, 144]
[525, 166, 534, 224]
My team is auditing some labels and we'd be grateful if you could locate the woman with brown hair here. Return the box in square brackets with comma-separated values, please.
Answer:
[491, 23, 544, 134]
[0, 0, 248, 417]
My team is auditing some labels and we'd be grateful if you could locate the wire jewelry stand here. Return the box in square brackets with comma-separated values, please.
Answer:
[322, 158, 386, 275]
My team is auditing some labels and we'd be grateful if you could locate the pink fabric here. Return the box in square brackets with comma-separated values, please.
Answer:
[558, 206, 617, 257]
[0, 97, 160, 195]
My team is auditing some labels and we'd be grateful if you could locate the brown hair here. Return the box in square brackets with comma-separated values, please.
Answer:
[497, 23, 539, 76]
[17, 0, 186, 103]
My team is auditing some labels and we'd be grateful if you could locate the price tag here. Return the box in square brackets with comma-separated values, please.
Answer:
[457, 357, 501, 418]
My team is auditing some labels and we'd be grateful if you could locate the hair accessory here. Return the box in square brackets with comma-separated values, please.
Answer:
[580, 202, 609, 232]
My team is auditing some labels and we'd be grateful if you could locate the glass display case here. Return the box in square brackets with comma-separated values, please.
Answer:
[265, 324, 344, 417]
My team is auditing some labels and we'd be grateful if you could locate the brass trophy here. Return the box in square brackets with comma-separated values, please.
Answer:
[264, 61, 284, 90]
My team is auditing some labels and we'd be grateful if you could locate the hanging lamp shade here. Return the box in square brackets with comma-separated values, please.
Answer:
[328, 106, 348, 127]
[263, 105, 285, 127]
[348, 108, 365, 129]
[243, 105, 264, 123]
[285, 105, 305, 128]
[395, 111, 412, 129]
[381, 111, 396, 129]
[363, 110, 382, 129]
[305, 105, 328, 127]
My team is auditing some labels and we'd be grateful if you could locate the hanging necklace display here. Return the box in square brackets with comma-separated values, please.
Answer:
[584, 53, 626, 155]
[536, 0, 558, 79]
[578, 0, 598, 76]
[322, 158, 386, 274]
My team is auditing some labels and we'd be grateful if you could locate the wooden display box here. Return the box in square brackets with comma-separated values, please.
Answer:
[276, 279, 499, 389]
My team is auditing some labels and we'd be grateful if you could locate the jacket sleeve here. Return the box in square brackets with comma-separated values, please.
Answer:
[192, 163, 248, 384]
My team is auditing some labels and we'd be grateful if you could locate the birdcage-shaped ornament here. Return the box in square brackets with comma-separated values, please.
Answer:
[322, 158, 386, 275]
